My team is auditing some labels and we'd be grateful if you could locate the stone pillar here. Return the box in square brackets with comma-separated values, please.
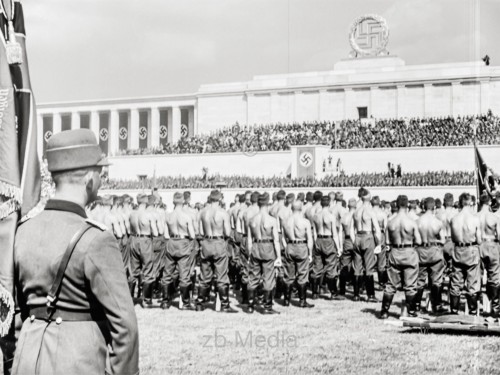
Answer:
[423, 84, 433, 117]
[130, 108, 140, 149]
[480, 80, 490, 114]
[52, 112, 62, 135]
[451, 81, 462, 117]
[344, 88, 355, 119]
[71, 111, 80, 130]
[294, 91, 303, 122]
[187, 106, 194, 137]
[150, 106, 160, 148]
[396, 85, 405, 118]
[370, 86, 379, 118]
[90, 111, 100, 141]
[167, 108, 173, 145]
[109, 109, 119, 155]
[37, 114, 43, 159]
[171, 106, 181, 144]
[193, 105, 198, 135]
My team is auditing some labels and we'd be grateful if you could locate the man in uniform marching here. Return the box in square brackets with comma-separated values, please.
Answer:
[12, 129, 138, 374]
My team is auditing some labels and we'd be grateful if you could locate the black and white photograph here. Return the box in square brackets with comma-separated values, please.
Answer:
[1, 0, 500, 374]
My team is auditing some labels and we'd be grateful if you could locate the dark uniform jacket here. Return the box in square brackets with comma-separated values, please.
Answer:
[12, 199, 139, 375]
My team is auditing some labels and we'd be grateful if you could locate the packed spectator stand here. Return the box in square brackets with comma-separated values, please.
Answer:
[101, 171, 475, 190]
[112, 112, 499, 156]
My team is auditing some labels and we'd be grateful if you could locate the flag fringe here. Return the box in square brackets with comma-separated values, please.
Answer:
[0, 180, 22, 204]
[0, 284, 14, 337]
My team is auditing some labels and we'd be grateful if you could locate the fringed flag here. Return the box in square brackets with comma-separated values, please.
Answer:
[0, 0, 41, 338]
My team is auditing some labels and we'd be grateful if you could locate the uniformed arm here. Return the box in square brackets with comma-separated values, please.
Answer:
[475, 218, 483, 245]
[312, 220, 318, 243]
[382, 215, 388, 245]
[246, 219, 253, 257]
[337, 223, 343, 253]
[236, 212, 243, 233]
[349, 217, 356, 241]
[84, 232, 139, 375]
[124, 216, 131, 235]
[163, 219, 170, 239]
[112, 218, 123, 238]
[198, 215, 205, 237]
[150, 214, 159, 237]
[187, 216, 195, 240]
[331, 216, 341, 255]
[371, 212, 381, 245]
[496, 217, 500, 242]
[223, 211, 231, 238]
[118, 217, 127, 238]
[156, 214, 165, 236]
[437, 224, 446, 244]
[272, 218, 282, 265]
[413, 222, 422, 246]
[306, 221, 313, 259]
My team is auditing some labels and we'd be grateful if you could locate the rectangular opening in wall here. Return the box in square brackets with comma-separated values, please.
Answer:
[357, 106, 368, 119]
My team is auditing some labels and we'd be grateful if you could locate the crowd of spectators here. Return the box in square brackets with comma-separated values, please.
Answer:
[101, 171, 475, 190]
[112, 112, 500, 156]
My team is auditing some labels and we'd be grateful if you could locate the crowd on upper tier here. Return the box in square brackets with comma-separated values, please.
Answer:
[101, 171, 475, 190]
[112, 112, 500, 155]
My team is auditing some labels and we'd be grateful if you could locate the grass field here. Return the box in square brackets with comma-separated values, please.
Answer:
[136, 288, 500, 375]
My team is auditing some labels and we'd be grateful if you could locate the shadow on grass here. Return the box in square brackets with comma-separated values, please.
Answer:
[401, 328, 500, 337]
[360, 307, 400, 320]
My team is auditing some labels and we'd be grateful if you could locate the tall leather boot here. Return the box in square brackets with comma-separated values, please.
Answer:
[190, 273, 197, 298]
[128, 281, 136, 298]
[379, 293, 394, 319]
[450, 294, 460, 315]
[275, 275, 284, 300]
[283, 283, 292, 307]
[352, 276, 361, 301]
[366, 275, 378, 303]
[466, 293, 478, 316]
[143, 283, 154, 308]
[218, 285, 238, 313]
[430, 285, 448, 315]
[247, 289, 255, 314]
[234, 265, 242, 291]
[240, 283, 249, 305]
[310, 278, 319, 300]
[339, 270, 347, 296]
[490, 285, 500, 319]
[262, 290, 280, 314]
[196, 286, 210, 311]
[415, 288, 424, 312]
[326, 277, 339, 300]
[160, 283, 173, 310]
[405, 293, 418, 317]
[298, 283, 314, 308]
[180, 285, 196, 310]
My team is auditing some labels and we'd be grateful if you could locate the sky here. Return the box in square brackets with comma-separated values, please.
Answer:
[20, 0, 499, 104]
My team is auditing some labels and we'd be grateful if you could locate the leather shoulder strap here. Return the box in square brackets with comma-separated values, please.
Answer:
[47, 223, 93, 305]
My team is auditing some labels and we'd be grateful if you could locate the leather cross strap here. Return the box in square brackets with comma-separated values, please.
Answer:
[47, 223, 93, 306]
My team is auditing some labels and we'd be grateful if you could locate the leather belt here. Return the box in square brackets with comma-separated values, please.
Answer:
[454, 242, 478, 247]
[483, 238, 499, 243]
[136, 234, 151, 238]
[317, 235, 332, 239]
[344, 236, 351, 240]
[171, 235, 190, 239]
[421, 242, 442, 247]
[356, 231, 371, 235]
[289, 240, 306, 244]
[204, 236, 224, 240]
[254, 239, 273, 243]
[393, 244, 414, 249]
[29, 306, 97, 323]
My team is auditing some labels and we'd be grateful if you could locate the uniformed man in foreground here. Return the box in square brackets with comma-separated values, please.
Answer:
[282, 200, 314, 307]
[415, 198, 447, 314]
[339, 198, 357, 297]
[380, 195, 421, 319]
[196, 190, 237, 313]
[13, 129, 139, 375]
[477, 193, 500, 317]
[247, 192, 282, 314]
[449, 193, 483, 315]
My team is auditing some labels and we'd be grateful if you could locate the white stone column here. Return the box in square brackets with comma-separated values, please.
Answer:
[187, 107, 194, 137]
[171, 106, 181, 144]
[52, 112, 62, 135]
[396, 85, 405, 118]
[423, 84, 433, 117]
[480, 80, 491, 114]
[90, 111, 100, 141]
[130, 108, 140, 149]
[71, 111, 80, 130]
[344, 88, 355, 119]
[150, 106, 160, 148]
[109, 109, 119, 155]
[293, 91, 303, 122]
[451, 81, 461, 117]
[193, 105, 198, 135]
[37, 113, 43, 158]
[167, 108, 173, 144]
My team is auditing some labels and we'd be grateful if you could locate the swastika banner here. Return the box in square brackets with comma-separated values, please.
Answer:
[99, 112, 109, 155]
[139, 111, 149, 149]
[119, 112, 128, 150]
[297, 147, 315, 178]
